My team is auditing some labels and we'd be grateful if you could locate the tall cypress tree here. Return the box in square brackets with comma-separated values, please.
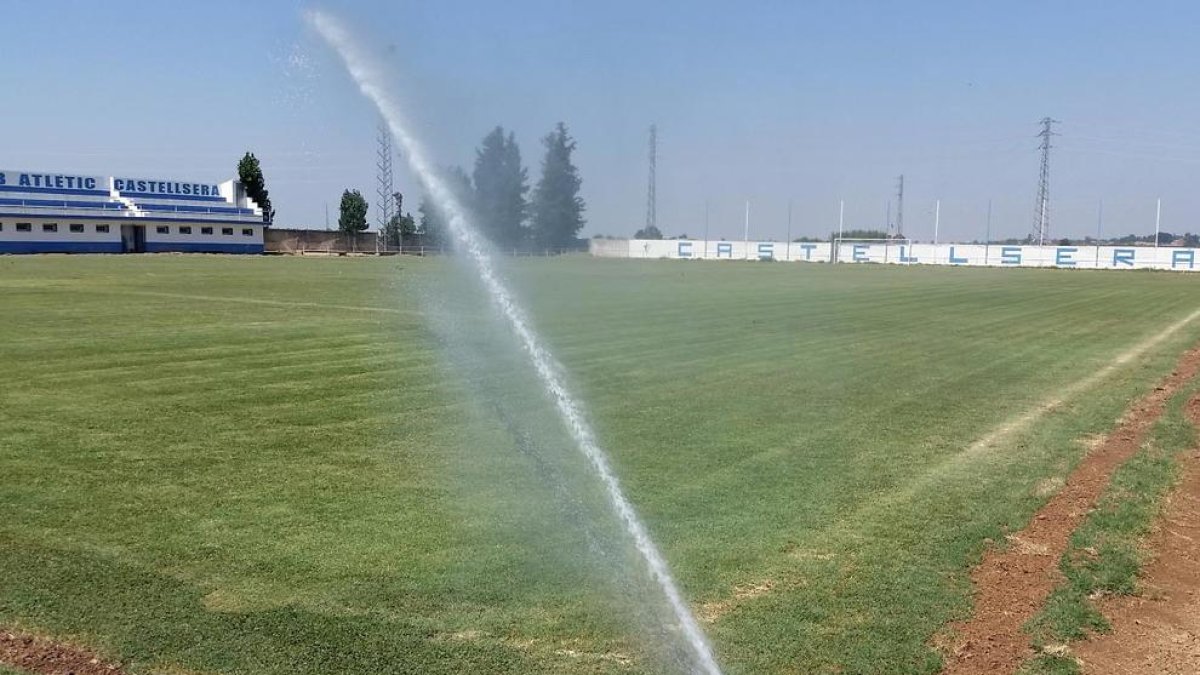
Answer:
[530, 123, 586, 250]
[418, 165, 472, 249]
[472, 127, 528, 248]
[237, 152, 274, 224]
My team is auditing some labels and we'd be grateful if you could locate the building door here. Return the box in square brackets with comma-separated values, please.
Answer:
[120, 225, 135, 252]
[120, 225, 146, 253]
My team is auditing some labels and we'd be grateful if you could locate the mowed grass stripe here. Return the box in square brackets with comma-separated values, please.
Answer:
[4, 255, 1200, 674]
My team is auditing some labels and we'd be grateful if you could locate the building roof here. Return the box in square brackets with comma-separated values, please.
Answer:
[0, 170, 265, 224]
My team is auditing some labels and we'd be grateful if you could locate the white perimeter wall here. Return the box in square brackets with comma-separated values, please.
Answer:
[592, 239, 1200, 272]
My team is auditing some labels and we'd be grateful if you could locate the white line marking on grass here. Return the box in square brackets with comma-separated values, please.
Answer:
[846, 306, 1200, 522]
[79, 289, 411, 315]
[962, 306, 1200, 459]
[705, 307, 1200, 622]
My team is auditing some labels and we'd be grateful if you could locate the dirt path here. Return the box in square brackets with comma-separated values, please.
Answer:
[0, 629, 126, 675]
[1070, 398, 1200, 674]
[940, 345, 1200, 675]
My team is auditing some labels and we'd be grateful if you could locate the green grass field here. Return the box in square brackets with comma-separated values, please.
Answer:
[3, 255, 1200, 674]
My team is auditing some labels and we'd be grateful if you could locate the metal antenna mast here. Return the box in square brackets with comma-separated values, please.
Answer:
[1033, 117, 1059, 245]
[895, 174, 905, 236]
[376, 119, 396, 232]
[645, 124, 657, 234]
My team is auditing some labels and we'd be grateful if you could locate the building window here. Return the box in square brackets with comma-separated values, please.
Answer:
[70, 224, 85, 233]
[17, 223, 31, 232]
[95, 224, 110, 233]
[179, 226, 193, 235]
[201, 227, 213, 235]
[242, 228, 254, 236]
[222, 227, 234, 236]
[43, 223, 58, 233]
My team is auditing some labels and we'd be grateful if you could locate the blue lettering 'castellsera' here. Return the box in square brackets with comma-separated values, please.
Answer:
[648, 241, 1200, 273]
[114, 179, 220, 197]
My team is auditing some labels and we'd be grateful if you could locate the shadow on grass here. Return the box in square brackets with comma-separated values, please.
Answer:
[0, 534, 539, 675]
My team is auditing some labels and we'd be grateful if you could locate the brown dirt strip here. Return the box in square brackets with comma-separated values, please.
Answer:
[0, 629, 126, 675]
[939, 344, 1200, 675]
[1071, 396, 1200, 674]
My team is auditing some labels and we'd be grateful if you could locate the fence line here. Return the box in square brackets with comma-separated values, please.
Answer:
[591, 238, 1200, 272]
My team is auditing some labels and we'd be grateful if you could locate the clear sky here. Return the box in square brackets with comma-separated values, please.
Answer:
[3, 1, 1199, 242]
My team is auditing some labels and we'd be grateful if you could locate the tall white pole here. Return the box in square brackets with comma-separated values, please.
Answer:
[703, 200, 710, 259]
[838, 200, 845, 239]
[934, 199, 941, 247]
[985, 199, 992, 265]
[744, 200, 750, 258]
[786, 199, 792, 261]
[1155, 197, 1161, 248]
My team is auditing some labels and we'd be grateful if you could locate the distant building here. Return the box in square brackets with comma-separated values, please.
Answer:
[0, 169, 266, 254]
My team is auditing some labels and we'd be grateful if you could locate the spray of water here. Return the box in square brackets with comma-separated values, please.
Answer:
[305, 10, 721, 674]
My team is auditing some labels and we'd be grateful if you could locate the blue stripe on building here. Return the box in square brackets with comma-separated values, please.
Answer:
[0, 212, 261, 225]
[0, 241, 124, 254]
[0, 198, 125, 209]
[120, 191, 226, 202]
[0, 241, 264, 254]
[137, 204, 255, 215]
[0, 185, 112, 197]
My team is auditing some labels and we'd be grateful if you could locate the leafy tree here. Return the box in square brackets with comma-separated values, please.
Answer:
[634, 225, 663, 239]
[530, 123, 586, 250]
[338, 189, 369, 234]
[381, 193, 416, 248]
[419, 165, 473, 249]
[237, 152, 274, 224]
[381, 193, 401, 247]
[472, 126, 528, 248]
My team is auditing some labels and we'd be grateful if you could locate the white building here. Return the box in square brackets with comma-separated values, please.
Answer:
[0, 170, 267, 254]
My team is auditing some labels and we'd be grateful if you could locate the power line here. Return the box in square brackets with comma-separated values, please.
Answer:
[1033, 117, 1060, 245]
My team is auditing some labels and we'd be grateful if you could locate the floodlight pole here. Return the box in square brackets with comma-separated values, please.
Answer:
[1095, 199, 1103, 268]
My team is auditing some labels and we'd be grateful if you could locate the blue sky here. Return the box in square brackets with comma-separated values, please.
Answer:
[3, 1, 1199, 241]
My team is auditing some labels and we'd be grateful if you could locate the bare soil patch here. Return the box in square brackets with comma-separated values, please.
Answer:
[698, 579, 778, 623]
[939, 345, 1200, 675]
[0, 628, 126, 675]
[1070, 397, 1200, 674]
